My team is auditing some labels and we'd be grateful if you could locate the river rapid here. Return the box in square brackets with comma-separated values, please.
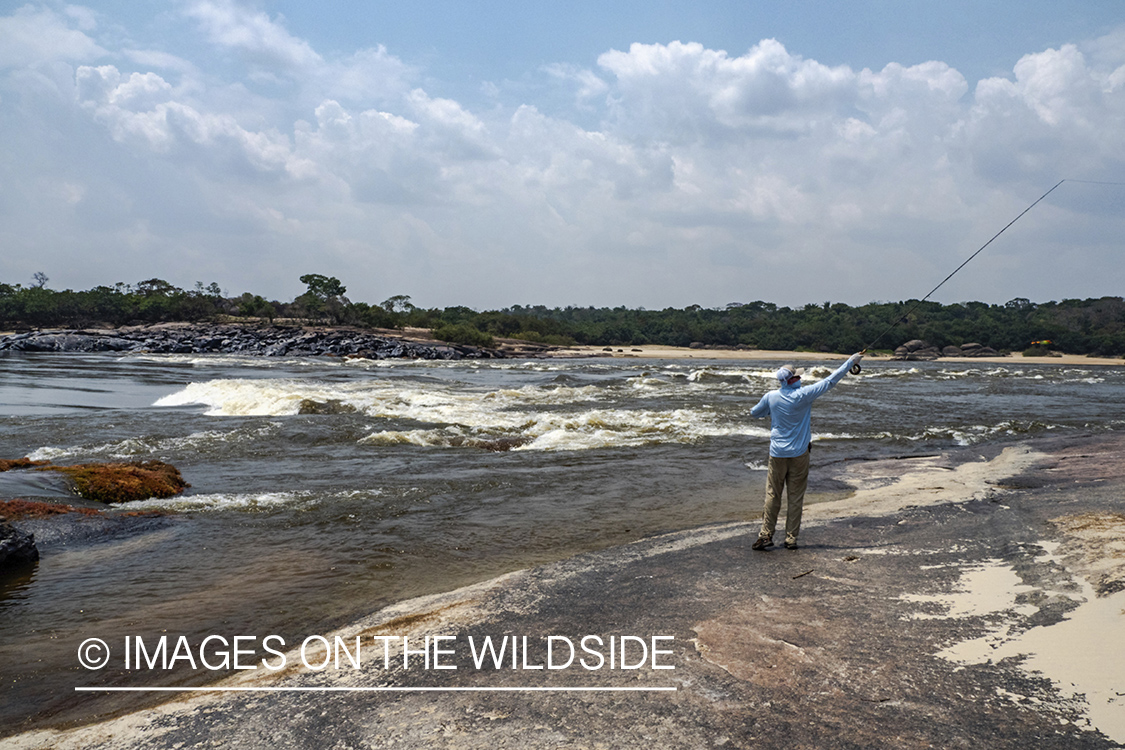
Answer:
[2, 352, 1124, 732]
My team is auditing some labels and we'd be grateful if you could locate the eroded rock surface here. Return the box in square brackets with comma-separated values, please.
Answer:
[7, 435, 1125, 749]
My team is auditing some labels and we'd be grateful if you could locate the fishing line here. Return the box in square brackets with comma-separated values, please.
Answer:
[851, 178, 1078, 374]
[1061, 179, 1125, 186]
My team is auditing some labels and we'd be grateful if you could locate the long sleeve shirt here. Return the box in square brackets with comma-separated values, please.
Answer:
[750, 355, 861, 458]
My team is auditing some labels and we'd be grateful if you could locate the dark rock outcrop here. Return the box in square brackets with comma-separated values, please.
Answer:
[892, 339, 942, 361]
[892, 340, 1004, 360]
[960, 342, 1001, 357]
[0, 521, 38, 570]
[0, 324, 502, 360]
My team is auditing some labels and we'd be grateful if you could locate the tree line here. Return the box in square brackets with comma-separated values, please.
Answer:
[1, 274, 1123, 356]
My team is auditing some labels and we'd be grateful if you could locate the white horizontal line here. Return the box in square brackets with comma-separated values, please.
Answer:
[76, 686, 677, 693]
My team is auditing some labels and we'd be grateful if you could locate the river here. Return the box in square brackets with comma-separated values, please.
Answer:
[2, 352, 1123, 732]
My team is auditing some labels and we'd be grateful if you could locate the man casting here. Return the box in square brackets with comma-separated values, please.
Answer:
[750, 353, 864, 550]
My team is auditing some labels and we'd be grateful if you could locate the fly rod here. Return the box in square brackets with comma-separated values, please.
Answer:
[851, 179, 1068, 374]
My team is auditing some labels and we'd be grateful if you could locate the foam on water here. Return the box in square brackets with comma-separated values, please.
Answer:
[148, 360, 1098, 452]
[121, 487, 383, 513]
[28, 424, 280, 461]
[153, 373, 779, 451]
[359, 406, 770, 451]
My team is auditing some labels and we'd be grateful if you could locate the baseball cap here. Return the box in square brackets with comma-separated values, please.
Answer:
[776, 364, 805, 382]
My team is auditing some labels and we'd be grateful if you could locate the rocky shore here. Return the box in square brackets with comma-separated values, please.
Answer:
[6, 433, 1124, 749]
[0, 323, 504, 360]
[892, 338, 1001, 360]
[0, 520, 38, 570]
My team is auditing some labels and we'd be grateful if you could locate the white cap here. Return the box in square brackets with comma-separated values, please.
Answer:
[776, 364, 804, 382]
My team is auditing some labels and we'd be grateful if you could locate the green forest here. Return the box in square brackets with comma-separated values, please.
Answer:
[2, 274, 1123, 356]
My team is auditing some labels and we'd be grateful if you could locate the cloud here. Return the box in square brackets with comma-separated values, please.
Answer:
[318, 45, 413, 105]
[183, 0, 321, 72]
[544, 63, 610, 108]
[0, 5, 106, 68]
[1, 2, 1122, 309]
[74, 63, 312, 181]
[597, 39, 856, 140]
[966, 44, 1125, 184]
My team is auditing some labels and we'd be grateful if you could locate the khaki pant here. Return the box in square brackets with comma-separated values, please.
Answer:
[758, 450, 810, 544]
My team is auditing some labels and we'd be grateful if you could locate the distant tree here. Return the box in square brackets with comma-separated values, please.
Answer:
[32, 272, 48, 289]
[300, 274, 346, 300]
[238, 293, 276, 321]
[297, 274, 348, 323]
[135, 278, 179, 297]
[381, 294, 415, 314]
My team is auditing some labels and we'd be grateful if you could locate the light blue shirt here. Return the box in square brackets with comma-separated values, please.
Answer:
[750, 355, 860, 458]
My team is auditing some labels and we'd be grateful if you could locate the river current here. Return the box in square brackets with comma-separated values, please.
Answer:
[2, 352, 1124, 732]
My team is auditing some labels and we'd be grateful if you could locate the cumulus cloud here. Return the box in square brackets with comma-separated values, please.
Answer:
[967, 44, 1125, 185]
[0, 2, 1122, 308]
[597, 40, 856, 140]
[544, 63, 610, 108]
[0, 5, 106, 68]
[184, 0, 321, 72]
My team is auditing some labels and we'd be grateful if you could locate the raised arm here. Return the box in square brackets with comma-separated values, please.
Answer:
[798, 352, 863, 400]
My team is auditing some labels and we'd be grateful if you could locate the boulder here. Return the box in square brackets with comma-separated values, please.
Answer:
[892, 340, 941, 360]
[38, 461, 189, 503]
[297, 399, 357, 415]
[942, 345, 963, 356]
[0, 324, 502, 360]
[0, 521, 38, 570]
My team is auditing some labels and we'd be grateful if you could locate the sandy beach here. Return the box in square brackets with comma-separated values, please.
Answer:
[8, 431, 1124, 749]
[554, 344, 1125, 367]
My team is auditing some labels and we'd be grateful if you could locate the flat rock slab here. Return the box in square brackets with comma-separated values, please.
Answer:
[8, 435, 1125, 749]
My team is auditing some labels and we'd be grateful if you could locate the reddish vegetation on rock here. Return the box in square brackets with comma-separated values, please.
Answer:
[36, 461, 189, 504]
[0, 499, 101, 521]
[0, 458, 50, 472]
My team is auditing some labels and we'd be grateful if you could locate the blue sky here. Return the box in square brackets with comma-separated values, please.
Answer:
[266, 1, 1122, 94]
[1, 1, 1123, 309]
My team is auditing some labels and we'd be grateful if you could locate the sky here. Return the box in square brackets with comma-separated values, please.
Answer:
[1, 1, 1123, 310]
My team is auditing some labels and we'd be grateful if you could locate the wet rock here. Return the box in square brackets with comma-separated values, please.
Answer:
[0, 499, 102, 521]
[0, 324, 503, 360]
[38, 461, 189, 504]
[0, 520, 38, 570]
[0, 458, 50, 472]
[19, 436, 1125, 749]
[296, 399, 357, 415]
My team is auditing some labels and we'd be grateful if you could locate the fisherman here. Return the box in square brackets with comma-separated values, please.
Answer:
[750, 352, 864, 550]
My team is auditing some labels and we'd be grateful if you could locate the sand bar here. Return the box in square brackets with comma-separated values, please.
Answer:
[554, 344, 1125, 366]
